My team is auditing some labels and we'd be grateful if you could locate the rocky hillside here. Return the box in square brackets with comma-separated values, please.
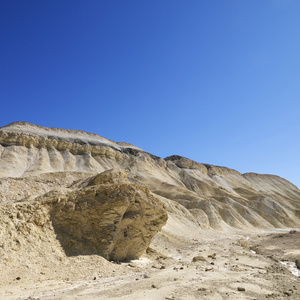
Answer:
[1, 122, 300, 231]
[0, 121, 299, 286]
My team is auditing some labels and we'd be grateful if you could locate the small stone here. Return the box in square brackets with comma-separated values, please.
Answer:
[192, 256, 207, 262]
[152, 284, 157, 288]
[295, 259, 300, 269]
[16, 277, 21, 280]
[283, 291, 292, 296]
[237, 287, 245, 292]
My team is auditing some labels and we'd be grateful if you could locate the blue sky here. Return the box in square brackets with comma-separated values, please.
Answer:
[1, 0, 300, 187]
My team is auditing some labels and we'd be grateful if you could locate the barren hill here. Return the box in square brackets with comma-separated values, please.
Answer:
[1, 122, 299, 230]
[0, 122, 300, 299]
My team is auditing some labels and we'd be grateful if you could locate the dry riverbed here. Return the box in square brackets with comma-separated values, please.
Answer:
[1, 229, 299, 300]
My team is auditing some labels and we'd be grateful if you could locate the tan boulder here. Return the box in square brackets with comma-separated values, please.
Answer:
[47, 182, 167, 261]
[192, 255, 207, 262]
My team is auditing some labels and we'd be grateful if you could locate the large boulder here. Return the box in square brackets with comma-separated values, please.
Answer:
[47, 180, 168, 261]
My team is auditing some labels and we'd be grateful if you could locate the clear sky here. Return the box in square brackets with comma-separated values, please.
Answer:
[1, 0, 300, 187]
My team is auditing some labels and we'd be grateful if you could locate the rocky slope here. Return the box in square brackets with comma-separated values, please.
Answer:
[1, 122, 300, 231]
[0, 121, 299, 298]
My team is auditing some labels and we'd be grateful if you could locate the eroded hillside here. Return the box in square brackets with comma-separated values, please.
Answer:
[0, 122, 300, 299]
[1, 122, 300, 232]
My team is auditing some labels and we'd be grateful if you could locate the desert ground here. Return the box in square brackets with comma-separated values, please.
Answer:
[0, 228, 299, 300]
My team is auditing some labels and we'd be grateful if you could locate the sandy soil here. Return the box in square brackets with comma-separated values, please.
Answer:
[1, 229, 299, 300]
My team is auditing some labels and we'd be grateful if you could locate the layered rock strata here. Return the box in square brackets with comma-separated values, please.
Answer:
[0, 121, 300, 234]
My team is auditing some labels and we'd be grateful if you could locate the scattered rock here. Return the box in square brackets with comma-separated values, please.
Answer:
[192, 256, 207, 262]
[237, 287, 245, 291]
[295, 259, 300, 270]
[208, 253, 216, 259]
[283, 291, 292, 296]
[205, 267, 213, 272]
